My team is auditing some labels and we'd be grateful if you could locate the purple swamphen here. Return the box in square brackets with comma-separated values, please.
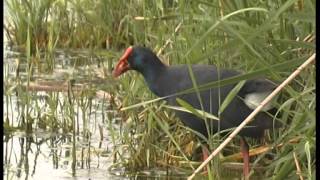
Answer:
[113, 46, 281, 177]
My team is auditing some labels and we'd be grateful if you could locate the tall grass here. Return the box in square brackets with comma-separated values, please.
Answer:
[4, 0, 315, 179]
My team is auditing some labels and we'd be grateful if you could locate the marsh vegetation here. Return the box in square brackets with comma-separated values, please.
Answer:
[3, 0, 315, 179]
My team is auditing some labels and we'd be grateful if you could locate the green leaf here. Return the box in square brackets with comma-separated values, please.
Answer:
[283, 12, 315, 23]
[185, 7, 268, 57]
[120, 97, 166, 111]
[164, 103, 219, 121]
[218, 80, 246, 114]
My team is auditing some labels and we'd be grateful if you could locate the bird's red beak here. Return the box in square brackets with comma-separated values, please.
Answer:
[113, 46, 133, 78]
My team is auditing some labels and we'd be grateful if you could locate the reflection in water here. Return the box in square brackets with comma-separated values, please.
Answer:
[3, 46, 191, 180]
[3, 46, 126, 180]
[3, 94, 125, 180]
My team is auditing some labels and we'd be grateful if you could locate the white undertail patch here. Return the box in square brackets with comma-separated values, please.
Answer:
[244, 92, 275, 111]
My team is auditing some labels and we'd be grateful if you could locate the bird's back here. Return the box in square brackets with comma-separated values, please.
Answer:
[154, 64, 279, 138]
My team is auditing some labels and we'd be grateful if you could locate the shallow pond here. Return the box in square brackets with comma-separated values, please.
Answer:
[3, 45, 124, 179]
[3, 44, 195, 180]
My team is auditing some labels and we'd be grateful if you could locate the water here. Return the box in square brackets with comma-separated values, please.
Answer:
[2, 44, 130, 180]
[2, 44, 193, 179]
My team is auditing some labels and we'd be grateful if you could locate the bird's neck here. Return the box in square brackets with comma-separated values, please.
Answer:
[141, 63, 167, 97]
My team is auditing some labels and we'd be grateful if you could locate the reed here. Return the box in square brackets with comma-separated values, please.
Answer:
[4, 0, 315, 179]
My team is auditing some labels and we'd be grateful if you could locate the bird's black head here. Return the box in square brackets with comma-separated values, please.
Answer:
[113, 46, 165, 77]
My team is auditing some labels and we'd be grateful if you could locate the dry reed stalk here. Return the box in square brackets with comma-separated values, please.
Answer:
[293, 152, 304, 180]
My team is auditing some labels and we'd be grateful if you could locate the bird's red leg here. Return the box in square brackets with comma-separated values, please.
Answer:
[202, 145, 210, 161]
[240, 138, 250, 179]
[200, 145, 210, 175]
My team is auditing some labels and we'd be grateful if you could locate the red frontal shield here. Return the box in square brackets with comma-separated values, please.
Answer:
[113, 46, 133, 77]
